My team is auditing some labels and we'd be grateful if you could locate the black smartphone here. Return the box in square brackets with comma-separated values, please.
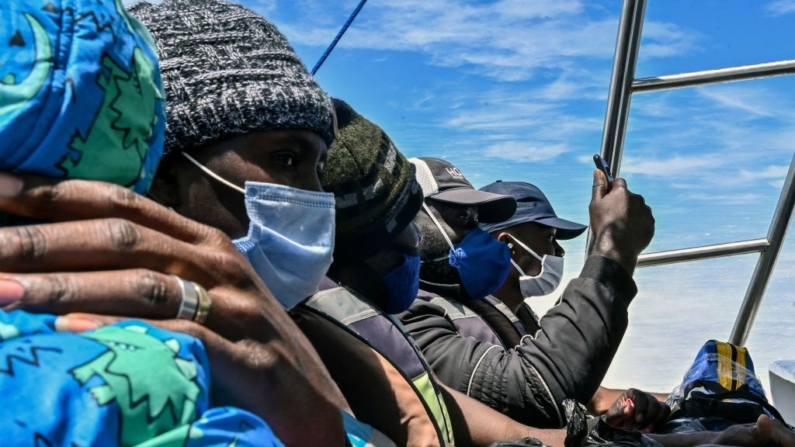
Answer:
[593, 154, 614, 189]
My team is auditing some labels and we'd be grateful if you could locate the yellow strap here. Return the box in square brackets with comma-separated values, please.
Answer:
[735, 345, 748, 387]
[716, 341, 735, 390]
[716, 341, 751, 391]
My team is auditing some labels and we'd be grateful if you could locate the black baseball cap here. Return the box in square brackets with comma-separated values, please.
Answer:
[410, 157, 517, 223]
[478, 181, 587, 240]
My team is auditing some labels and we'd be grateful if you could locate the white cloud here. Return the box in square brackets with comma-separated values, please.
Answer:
[766, 0, 795, 16]
[411, 92, 436, 110]
[770, 179, 787, 189]
[681, 192, 762, 205]
[740, 165, 790, 180]
[490, 0, 585, 20]
[443, 95, 557, 130]
[483, 142, 569, 162]
[535, 68, 607, 101]
[641, 21, 701, 58]
[272, 0, 698, 82]
[698, 88, 776, 118]
[622, 154, 726, 176]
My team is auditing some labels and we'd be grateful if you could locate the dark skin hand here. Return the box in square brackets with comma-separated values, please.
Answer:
[0, 174, 347, 446]
[603, 388, 671, 432]
[589, 169, 655, 276]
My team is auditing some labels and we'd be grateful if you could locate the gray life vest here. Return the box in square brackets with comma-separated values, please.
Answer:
[305, 279, 455, 445]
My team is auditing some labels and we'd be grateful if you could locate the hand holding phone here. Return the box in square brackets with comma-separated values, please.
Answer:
[593, 154, 614, 191]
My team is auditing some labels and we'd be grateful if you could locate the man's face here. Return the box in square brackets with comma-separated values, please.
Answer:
[428, 200, 479, 243]
[500, 222, 565, 278]
[364, 222, 422, 276]
[415, 199, 478, 284]
[158, 129, 328, 239]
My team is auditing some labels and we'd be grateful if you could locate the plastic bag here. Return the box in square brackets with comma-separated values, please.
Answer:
[563, 400, 662, 447]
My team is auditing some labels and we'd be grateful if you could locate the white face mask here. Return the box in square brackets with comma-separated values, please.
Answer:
[182, 153, 335, 310]
[507, 234, 564, 298]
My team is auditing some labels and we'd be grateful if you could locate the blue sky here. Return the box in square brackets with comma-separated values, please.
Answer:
[126, 0, 795, 394]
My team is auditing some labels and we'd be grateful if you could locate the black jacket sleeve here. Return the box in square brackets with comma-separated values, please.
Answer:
[399, 256, 637, 428]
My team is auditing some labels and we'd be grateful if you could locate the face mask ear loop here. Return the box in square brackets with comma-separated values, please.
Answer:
[507, 234, 543, 262]
[510, 258, 526, 276]
[422, 202, 456, 251]
[182, 152, 246, 195]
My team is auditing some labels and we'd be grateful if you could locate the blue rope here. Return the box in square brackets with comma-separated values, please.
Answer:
[311, 0, 369, 76]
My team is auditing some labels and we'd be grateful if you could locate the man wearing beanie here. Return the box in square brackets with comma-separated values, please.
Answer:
[130, 0, 335, 240]
[293, 98, 451, 446]
[400, 177, 668, 430]
[296, 99, 581, 447]
[128, 1, 355, 444]
[399, 159, 657, 429]
[0, 0, 350, 444]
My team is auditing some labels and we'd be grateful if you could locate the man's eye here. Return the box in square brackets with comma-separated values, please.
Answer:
[274, 153, 296, 167]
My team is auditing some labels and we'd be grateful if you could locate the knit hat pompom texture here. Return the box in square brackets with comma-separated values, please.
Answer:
[129, 0, 335, 153]
[322, 99, 423, 263]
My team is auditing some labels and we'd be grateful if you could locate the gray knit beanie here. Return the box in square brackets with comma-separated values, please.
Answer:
[129, 0, 335, 153]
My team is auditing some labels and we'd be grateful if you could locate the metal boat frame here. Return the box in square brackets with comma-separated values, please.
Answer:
[594, 0, 795, 346]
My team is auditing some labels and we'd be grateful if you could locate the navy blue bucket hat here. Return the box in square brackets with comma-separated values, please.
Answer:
[478, 181, 587, 240]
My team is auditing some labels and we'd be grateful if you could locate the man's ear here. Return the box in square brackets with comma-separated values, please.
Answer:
[496, 231, 513, 246]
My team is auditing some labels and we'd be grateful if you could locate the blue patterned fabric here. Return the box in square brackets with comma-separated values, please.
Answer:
[0, 0, 165, 194]
[0, 310, 283, 446]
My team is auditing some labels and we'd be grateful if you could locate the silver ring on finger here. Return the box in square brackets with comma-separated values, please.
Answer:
[172, 275, 199, 320]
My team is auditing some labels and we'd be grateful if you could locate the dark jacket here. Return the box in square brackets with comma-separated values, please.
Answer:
[399, 256, 637, 428]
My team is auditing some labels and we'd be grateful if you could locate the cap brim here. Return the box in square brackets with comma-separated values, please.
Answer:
[535, 216, 588, 240]
[431, 188, 517, 223]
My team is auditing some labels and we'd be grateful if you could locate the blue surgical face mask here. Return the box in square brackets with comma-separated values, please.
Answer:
[183, 153, 335, 310]
[422, 203, 511, 299]
[381, 252, 421, 314]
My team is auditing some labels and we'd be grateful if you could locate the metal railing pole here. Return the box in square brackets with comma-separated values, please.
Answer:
[729, 153, 795, 345]
[633, 60, 795, 93]
[637, 239, 769, 268]
[599, 0, 647, 175]
[587, 0, 647, 256]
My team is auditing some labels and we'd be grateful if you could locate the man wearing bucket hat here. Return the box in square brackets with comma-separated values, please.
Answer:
[401, 160, 662, 429]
